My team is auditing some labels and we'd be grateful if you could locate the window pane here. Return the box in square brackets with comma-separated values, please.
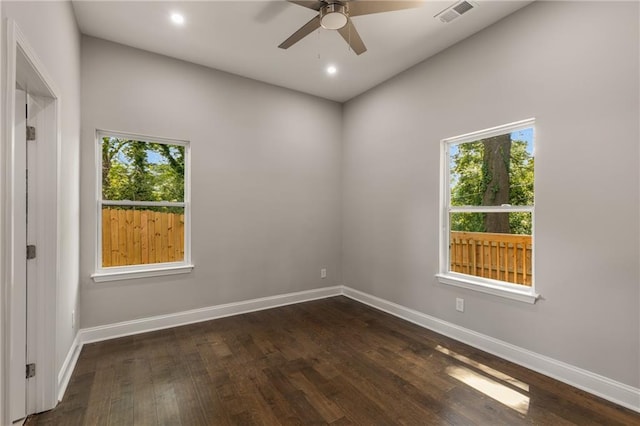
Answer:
[449, 212, 532, 286]
[101, 205, 185, 268]
[101, 137, 185, 202]
[449, 128, 534, 207]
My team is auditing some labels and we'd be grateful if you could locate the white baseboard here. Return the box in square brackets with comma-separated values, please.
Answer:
[80, 286, 342, 344]
[79, 286, 342, 344]
[57, 332, 81, 401]
[57, 286, 342, 401]
[58, 284, 639, 414]
[342, 286, 640, 413]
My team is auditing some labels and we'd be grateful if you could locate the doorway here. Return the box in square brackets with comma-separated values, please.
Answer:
[4, 20, 60, 423]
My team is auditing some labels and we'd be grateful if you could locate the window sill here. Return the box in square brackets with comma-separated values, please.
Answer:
[436, 273, 540, 304]
[92, 264, 194, 283]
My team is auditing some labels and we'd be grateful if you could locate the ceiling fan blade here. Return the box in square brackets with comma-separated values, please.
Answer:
[279, 15, 322, 50]
[288, 1, 325, 11]
[337, 18, 366, 55]
[348, 1, 423, 17]
[255, 1, 290, 23]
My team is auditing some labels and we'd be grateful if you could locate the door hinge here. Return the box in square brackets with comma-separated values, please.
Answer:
[27, 244, 36, 260]
[26, 363, 36, 379]
[26, 126, 36, 141]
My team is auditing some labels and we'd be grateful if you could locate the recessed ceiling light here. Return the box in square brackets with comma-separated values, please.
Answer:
[327, 65, 337, 75]
[171, 13, 185, 25]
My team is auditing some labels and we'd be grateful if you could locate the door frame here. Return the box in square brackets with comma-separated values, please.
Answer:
[2, 19, 61, 421]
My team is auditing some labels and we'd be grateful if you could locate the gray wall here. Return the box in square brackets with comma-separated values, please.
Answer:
[342, 1, 639, 387]
[80, 37, 343, 327]
[1, 0, 81, 379]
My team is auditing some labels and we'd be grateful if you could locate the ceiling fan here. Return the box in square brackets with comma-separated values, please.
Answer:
[278, 1, 424, 55]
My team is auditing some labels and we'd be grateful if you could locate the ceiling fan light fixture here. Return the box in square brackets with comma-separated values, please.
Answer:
[320, 4, 348, 30]
[280, 0, 425, 55]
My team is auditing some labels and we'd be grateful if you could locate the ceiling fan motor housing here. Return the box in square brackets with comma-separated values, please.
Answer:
[320, 3, 348, 30]
[279, 0, 424, 55]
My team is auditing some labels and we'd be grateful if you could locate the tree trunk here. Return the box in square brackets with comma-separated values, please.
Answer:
[482, 134, 511, 233]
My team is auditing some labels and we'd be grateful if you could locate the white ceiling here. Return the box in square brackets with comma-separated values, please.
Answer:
[72, 0, 533, 102]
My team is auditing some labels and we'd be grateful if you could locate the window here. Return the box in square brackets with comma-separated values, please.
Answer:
[92, 130, 192, 282]
[437, 119, 537, 303]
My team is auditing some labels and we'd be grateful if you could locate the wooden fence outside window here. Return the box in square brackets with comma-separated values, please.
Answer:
[101, 209, 531, 284]
[450, 231, 532, 286]
[102, 208, 185, 267]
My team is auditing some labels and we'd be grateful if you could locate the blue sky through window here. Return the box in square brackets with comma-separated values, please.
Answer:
[448, 127, 534, 157]
[111, 140, 169, 166]
[511, 128, 534, 154]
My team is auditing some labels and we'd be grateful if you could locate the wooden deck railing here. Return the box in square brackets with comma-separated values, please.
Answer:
[450, 231, 532, 286]
[102, 208, 185, 267]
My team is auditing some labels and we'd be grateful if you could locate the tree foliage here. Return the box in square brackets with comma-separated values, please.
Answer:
[450, 135, 533, 235]
[102, 137, 185, 210]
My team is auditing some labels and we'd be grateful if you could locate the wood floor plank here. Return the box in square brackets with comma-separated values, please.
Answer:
[148, 338, 183, 426]
[166, 332, 209, 426]
[110, 355, 139, 425]
[31, 297, 640, 425]
[131, 357, 158, 425]
[263, 366, 326, 424]
[286, 370, 345, 423]
[84, 367, 115, 425]
[242, 369, 296, 425]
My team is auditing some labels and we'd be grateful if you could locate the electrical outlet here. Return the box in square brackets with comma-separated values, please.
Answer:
[72, 310, 75, 329]
[321, 268, 327, 279]
[456, 298, 464, 312]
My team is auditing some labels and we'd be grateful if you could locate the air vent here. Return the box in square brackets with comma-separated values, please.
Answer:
[435, 1, 476, 23]
[453, 1, 474, 15]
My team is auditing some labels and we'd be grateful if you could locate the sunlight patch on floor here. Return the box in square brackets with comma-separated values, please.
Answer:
[446, 365, 530, 415]
[436, 345, 529, 392]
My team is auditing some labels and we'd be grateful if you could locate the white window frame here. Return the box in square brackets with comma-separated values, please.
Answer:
[436, 118, 539, 303]
[91, 130, 193, 282]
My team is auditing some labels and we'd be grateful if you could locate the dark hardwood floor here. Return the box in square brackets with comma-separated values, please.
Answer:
[29, 296, 639, 425]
